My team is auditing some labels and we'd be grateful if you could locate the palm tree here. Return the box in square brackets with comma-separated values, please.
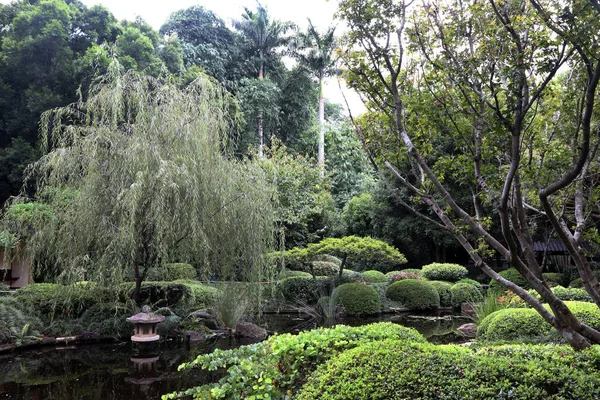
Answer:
[234, 4, 293, 157]
[294, 20, 337, 175]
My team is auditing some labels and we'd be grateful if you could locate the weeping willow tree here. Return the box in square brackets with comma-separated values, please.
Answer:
[22, 62, 275, 302]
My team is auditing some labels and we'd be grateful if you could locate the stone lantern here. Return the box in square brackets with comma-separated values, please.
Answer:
[127, 305, 165, 343]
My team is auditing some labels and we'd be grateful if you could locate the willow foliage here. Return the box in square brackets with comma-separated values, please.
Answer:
[25, 62, 275, 291]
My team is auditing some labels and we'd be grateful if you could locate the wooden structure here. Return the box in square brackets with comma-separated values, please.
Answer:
[0, 244, 31, 289]
[533, 239, 590, 272]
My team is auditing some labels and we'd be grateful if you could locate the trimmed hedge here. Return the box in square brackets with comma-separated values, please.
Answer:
[450, 283, 483, 308]
[477, 301, 600, 342]
[146, 263, 197, 281]
[386, 279, 440, 311]
[489, 268, 532, 294]
[309, 261, 339, 276]
[542, 273, 566, 287]
[332, 283, 380, 316]
[429, 281, 453, 307]
[362, 270, 387, 283]
[168, 323, 425, 399]
[280, 276, 331, 305]
[118, 281, 194, 309]
[551, 286, 593, 302]
[569, 271, 600, 288]
[456, 278, 482, 290]
[421, 263, 468, 282]
[297, 340, 600, 400]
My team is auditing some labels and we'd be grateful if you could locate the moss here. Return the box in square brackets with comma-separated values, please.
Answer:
[385, 279, 440, 311]
[450, 282, 483, 308]
[361, 270, 387, 283]
[332, 283, 380, 315]
[421, 263, 468, 282]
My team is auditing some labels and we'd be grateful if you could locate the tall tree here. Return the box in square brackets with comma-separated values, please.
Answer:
[294, 20, 338, 175]
[234, 4, 293, 157]
[338, 0, 600, 348]
[20, 63, 275, 302]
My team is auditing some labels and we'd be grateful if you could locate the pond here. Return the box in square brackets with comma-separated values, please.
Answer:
[0, 312, 470, 400]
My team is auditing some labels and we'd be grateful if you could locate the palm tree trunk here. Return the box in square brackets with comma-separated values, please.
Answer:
[318, 77, 325, 176]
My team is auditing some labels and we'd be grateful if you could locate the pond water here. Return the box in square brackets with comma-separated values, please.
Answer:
[0, 312, 470, 400]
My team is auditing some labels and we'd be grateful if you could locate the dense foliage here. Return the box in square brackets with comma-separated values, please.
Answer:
[332, 283, 380, 315]
[164, 323, 425, 399]
[429, 281, 453, 308]
[450, 283, 484, 308]
[385, 279, 440, 311]
[421, 263, 468, 282]
[297, 340, 600, 399]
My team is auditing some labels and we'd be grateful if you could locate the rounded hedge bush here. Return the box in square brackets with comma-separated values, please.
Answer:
[332, 283, 380, 316]
[421, 263, 468, 282]
[297, 340, 600, 400]
[362, 270, 387, 283]
[450, 283, 483, 308]
[569, 271, 600, 288]
[429, 281, 453, 307]
[309, 261, 339, 276]
[551, 286, 593, 302]
[281, 276, 332, 305]
[542, 273, 566, 287]
[456, 278, 482, 290]
[385, 279, 439, 311]
[488, 268, 532, 294]
[477, 301, 600, 342]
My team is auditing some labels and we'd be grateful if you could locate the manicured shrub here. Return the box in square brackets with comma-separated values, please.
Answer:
[421, 263, 468, 282]
[331, 269, 365, 286]
[386, 270, 422, 283]
[551, 286, 593, 302]
[488, 268, 532, 294]
[280, 269, 313, 279]
[118, 281, 193, 309]
[309, 261, 339, 276]
[569, 271, 600, 288]
[477, 301, 600, 342]
[174, 280, 219, 308]
[332, 283, 380, 315]
[362, 270, 387, 283]
[280, 276, 331, 304]
[429, 281, 453, 307]
[456, 278, 482, 290]
[385, 279, 440, 310]
[79, 302, 133, 337]
[315, 254, 342, 266]
[167, 323, 425, 400]
[542, 273, 566, 287]
[297, 340, 600, 400]
[146, 263, 197, 281]
[450, 282, 483, 308]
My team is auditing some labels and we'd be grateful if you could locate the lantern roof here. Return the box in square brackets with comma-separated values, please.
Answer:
[126, 305, 165, 324]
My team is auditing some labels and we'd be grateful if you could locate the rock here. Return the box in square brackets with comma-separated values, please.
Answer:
[188, 310, 221, 330]
[461, 303, 476, 315]
[185, 330, 206, 344]
[235, 321, 267, 340]
[456, 323, 478, 338]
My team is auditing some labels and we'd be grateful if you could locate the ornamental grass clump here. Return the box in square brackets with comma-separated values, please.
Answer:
[385, 279, 440, 310]
[164, 322, 425, 400]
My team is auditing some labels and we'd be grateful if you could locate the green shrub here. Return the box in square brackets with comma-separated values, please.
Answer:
[569, 271, 600, 288]
[331, 269, 365, 286]
[79, 302, 133, 337]
[118, 281, 193, 309]
[167, 323, 425, 399]
[296, 340, 600, 400]
[477, 301, 600, 342]
[450, 282, 483, 308]
[362, 270, 387, 283]
[551, 286, 593, 302]
[385, 279, 440, 311]
[15, 283, 113, 322]
[472, 294, 508, 325]
[489, 268, 532, 294]
[280, 276, 331, 304]
[146, 263, 197, 281]
[315, 254, 342, 266]
[309, 261, 339, 276]
[421, 263, 468, 282]
[0, 297, 42, 343]
[332, 283, 380, 316]
[174, 280, 218, 309]
[280, 269, 313, 279]
[457, 278, 482, 290]
[369, 282, 400, 312]
[429, 281, 453, 307]
[542, 273, 566, 287]
[386, 270, 422, 283]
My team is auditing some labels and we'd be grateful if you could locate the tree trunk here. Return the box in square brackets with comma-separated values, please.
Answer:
[338, 254, 347, 278]
[318, 78, 325, 176]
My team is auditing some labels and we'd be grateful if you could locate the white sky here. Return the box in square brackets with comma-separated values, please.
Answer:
[0, 0, 363, 113]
